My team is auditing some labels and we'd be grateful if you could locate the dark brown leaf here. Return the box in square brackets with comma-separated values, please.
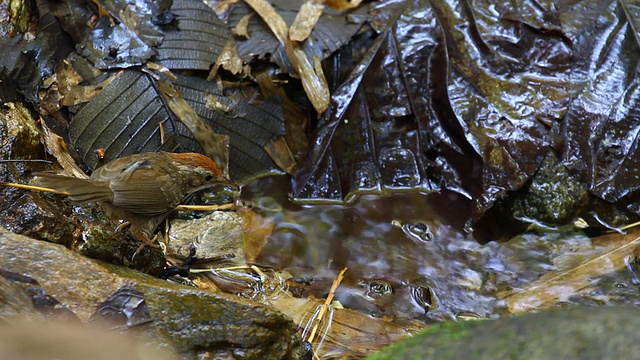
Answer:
[293, 0, 574, 223]
[68, 70, 286, 184]
[155, 0, 233, 70]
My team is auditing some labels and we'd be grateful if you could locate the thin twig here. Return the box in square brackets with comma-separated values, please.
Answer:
[175, 203, 236, 211]
[307, 267, 347, 344]
[0, 159, 54, 163]
[0, 182, 69, 195]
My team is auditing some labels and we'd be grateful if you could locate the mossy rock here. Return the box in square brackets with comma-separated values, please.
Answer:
[367, 306, 640, 360]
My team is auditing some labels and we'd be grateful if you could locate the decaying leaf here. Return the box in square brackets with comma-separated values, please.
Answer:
[255, 71, 307, 160]
[324, 0, 363, 12]
[293, 0, 441, 203]
[291, 0, 593, 228]
[263, 137, 296, 174]
[174, 75, 288, 183]
[208, 39, 249, 78]
[67, 70, 180, 170]
[560, 1, 640, 218]
[52, 0, 168, 69]
[500, 229, 640, 314]
[273, 297, 422, 358]
[65, 68, 287, 183]
[237, 206, 275, 262]
[244, 0, 330, 113]
[231, 12, 254, 38]
[40, 120, 88, 179]
[227, 0, 368, 73]
[56, 61, 117, 106]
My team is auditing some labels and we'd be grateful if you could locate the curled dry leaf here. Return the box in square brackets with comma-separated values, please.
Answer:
[287, 42, 330, 113]
[263, 137, 296, 175]
[272, 297, 422, 358]
[244, 0, 330, 114]
[144, 62, 178, 81]
[289, 1, 324, 42]
[208, 39, 249, 79]
[324, 0, 363, 12]
[237, 206, 275, 262]
[255, 71, 307, 159]
[231, 12, 253, 38]
[39, 120, 88, 179]
[243, 0, 288, 39]
[59, 75, 117, 107]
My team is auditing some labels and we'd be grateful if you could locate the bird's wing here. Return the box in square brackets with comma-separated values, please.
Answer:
[33, 173, 112, 202]
[93, 157, 184, 216]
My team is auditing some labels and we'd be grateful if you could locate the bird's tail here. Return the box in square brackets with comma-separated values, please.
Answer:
[33, 173, 113, 203]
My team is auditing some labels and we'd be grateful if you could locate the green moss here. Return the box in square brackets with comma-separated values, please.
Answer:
[509, 152, 589, 227]
[366, 307, 640, 360]
[366, 319, 482, 360]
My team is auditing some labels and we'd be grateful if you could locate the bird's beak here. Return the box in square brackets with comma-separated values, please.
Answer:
[216, 177, 240, 192]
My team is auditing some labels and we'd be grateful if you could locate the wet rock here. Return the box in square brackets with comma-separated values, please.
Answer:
[0, 273, 43, 322]
[0, 102, 70, 244]
[0, 227, 306, 359]
[366, 306, 640, 360]
[508, 153, 590, 227]
[476, 151, 637, 241]
[0, 102, 46, 185]
[168, 211, 244, 265]
[0, 269, 80, 322]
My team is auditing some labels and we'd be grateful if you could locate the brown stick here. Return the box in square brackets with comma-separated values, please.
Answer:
[0, 182, 69, 195]
[307, 267, 348, 344]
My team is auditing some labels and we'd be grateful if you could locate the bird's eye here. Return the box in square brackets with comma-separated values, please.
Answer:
[205, 175, 213, 182]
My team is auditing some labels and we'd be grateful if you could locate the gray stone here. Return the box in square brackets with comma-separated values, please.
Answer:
[0, 227, 306, 359]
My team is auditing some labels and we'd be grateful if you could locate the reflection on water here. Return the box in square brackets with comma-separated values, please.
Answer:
[243, 176, 635, 323]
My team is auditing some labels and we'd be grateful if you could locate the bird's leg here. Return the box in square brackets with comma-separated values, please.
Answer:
[125, 214, 166, 262]
[131, 233, 160, 262]
[115, 221, 131, 232]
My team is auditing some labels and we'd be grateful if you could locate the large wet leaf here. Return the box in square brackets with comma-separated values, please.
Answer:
[68, 70, 182, 169]
[292, 0, 442, 202]
[68, 70, 285, 183]
[433, 0, 571, 217]
[560, 0, 640, 217]
[293, 0, 582, 222]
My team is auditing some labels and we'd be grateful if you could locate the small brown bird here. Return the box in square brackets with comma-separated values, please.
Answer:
[33, 152, 237, 244]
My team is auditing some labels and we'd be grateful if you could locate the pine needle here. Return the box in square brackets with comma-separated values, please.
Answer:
[175, 203, 236, 211]
[0, 182, 69, 195]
